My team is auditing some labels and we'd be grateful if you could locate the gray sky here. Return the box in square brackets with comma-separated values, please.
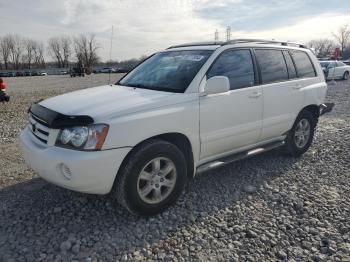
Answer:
[0, 0, 349, 61]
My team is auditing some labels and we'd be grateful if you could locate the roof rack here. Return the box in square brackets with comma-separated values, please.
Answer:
[167, 39, 307, 49]
[227, 39, 307, 48]
[167, 41, 225, 49]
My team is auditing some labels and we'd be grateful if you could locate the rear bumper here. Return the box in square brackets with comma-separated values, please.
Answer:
[20, 127, 131, 194]
[320, 103, 334, 116]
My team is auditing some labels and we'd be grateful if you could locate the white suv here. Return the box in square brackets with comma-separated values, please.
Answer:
[20, 39, 333, 215]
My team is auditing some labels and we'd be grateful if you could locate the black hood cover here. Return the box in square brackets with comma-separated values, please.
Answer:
[29, 103, 94, 128]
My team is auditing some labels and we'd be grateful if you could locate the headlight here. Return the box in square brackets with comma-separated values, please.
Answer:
[56, 124, 109, 151]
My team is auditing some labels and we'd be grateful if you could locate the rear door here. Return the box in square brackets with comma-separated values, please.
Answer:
[255, 49, 304, 140]
[257, 49, 318, 140]
[199, 49, 263, 160]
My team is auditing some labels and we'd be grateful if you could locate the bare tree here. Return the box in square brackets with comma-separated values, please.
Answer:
[47, 36, 72, 68]
[74, 34, 99, 73]
[0, 35, 14, 69]
[8, 35, 23, 70]
[33, 41, 45, 68]
[332, 24, 350, 57]
[308, 39, 335, 58]
[0, 37, 2, 70]
[23, 38, 37, 69]
[47, 36, 63, 67]
[60, 36, 71, 68]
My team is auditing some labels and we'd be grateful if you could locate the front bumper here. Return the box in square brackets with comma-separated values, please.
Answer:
[20, 127, 131, 194]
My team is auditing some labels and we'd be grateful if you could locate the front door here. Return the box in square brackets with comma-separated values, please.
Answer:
[199, 49, 263, 160]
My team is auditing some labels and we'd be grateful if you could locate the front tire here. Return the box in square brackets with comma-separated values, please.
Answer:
[343, 71, 349, 80]
[283, 110, 316, 157]
[112, 139, 187, 216]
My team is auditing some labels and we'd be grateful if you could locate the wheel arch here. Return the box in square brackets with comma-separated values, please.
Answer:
[300, 104, 320, 123]
[117, 132, 195, 181]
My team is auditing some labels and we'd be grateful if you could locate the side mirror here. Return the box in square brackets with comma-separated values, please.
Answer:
[204, 76, 230, 95]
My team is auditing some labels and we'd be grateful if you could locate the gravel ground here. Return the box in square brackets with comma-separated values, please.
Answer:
[0, 75, 349, 261]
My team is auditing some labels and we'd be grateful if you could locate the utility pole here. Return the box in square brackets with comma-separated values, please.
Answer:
[108, 25, 114, 85]
[226, 26, 231, 42]
[214, 29, 219, 42]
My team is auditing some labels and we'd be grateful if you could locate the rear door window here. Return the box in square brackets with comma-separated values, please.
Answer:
[290, 51, 316, 78]
[255, 49, 289, 84]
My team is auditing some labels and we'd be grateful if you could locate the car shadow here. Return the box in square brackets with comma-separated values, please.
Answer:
[0, 149, 301, 260]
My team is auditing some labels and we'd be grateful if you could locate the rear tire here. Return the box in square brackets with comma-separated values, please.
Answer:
[111, 139, 187, 216]
[343, 71, 349, 80]
[283, 110, 316, 157]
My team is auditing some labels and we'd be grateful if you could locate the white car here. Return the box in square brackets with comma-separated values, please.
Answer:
[20, 39, 332, 215]
[320, 60, 350, 80]
[100, 67, 116, 73]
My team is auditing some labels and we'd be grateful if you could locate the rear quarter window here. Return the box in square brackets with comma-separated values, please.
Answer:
[291, 51, 316, 78]
[282, 51, 297, 79]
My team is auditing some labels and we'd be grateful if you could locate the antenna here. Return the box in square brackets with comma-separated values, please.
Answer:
[108, 25, 114, 85]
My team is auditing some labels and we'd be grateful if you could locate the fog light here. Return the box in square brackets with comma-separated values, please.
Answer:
[58, 163, 72, 180]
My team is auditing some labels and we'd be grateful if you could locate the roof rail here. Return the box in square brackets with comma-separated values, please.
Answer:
[226, 39, 307, 48]
[167, 41, 225, 49]
[167, 39, 307, 49]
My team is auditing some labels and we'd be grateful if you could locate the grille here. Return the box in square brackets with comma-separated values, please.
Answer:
[28, 114, 51, 145]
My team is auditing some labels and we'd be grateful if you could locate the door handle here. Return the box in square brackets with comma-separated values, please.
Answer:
[249, 91, 262, 98]
[293, 84, 303, 89]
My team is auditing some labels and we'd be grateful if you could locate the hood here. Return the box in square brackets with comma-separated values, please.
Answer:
[39, 85, 176, 120]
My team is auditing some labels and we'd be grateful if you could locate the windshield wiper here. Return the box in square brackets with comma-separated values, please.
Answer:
[121, 83, 182, 93]
[121, 83, 150, 89]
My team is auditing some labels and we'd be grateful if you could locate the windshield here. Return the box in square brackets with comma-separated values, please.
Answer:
[118, 50, 213, 93]
[320, 61, 330, 68]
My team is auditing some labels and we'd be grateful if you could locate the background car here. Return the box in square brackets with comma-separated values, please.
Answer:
[343, 60, 350, 65]
[115, 68, 130, 73]
[93, 68, 101, 74]
[6, 72, 16, 77]
[100, 67, 116, 73]
[320, 60, 350, 80]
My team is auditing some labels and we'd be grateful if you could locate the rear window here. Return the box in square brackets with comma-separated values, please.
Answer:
[291, 51, 316, 78]
[255, 49, 289, 84]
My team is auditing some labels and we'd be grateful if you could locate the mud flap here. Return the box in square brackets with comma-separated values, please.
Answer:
[320, 103, 334, 116]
